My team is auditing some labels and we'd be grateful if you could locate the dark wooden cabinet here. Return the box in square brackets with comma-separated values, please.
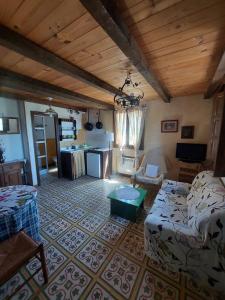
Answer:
[61, 150, 112, 180]
[0, 167, 4, 187]
[0, 161, 24, 187]
[61, 152, 75, 180]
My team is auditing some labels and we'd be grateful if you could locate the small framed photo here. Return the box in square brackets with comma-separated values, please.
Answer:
[161, 120, 178, 133]
[181, 126, 194, 139]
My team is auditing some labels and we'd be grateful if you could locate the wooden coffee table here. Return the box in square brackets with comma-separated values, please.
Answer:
[108, 186, 147, 222]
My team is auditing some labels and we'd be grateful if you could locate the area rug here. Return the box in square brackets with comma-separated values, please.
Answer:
[0, 175, 221, 300]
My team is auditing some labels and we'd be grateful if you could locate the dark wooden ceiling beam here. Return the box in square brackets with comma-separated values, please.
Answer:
[80, 0, 171, 103]
[0, 25, 123, 97]
[0, 68, 113, 109]
[0, 90, 87, 112]
[205, 50, 225, 99]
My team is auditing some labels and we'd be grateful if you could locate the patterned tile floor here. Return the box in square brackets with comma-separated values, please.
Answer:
[0, 174, 222, 300]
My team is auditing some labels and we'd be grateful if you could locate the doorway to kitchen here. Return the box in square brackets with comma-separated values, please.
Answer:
[31, 111, 61, 185]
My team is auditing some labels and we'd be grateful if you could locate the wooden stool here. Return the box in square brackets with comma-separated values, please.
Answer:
[0, 230, 48, 299]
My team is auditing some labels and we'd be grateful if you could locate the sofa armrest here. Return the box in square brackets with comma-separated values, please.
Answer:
[144, 216, 204, 271]
[161, 179, 191, 196]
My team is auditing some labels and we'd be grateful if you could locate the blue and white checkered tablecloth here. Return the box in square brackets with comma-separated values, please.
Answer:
[0, 185, 40, 242]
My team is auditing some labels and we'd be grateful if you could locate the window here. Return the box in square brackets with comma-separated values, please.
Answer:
[114, 110, 145, 150]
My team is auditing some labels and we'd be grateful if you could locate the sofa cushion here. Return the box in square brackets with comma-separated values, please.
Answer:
[162, 179, 191, 196]
[150, 189, 188, 227]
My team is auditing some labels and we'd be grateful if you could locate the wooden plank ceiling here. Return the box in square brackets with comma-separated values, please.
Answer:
[0, 0, 224, 109]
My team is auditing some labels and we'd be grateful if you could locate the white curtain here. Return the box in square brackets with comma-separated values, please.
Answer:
[115, 110, 127, 149]
[128, 108, 145, 151]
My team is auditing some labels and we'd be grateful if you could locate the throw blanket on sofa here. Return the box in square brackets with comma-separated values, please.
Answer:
[144, 171, 225, 292]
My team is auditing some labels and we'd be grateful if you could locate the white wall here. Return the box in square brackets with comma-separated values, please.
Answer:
[84, 109, 113, 132]
[101, 95, 213, 177]
[24, 102, 84, 185]
[24, 95, 213, 184]
[0, 97, 24, 161]
[144, 94, 213, 179]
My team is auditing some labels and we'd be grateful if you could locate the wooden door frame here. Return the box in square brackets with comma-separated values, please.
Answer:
[214, 90, 225, 176]
[31, 111, 62, 186]
[18, 101, 33, 185]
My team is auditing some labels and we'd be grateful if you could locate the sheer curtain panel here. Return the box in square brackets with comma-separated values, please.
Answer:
[128, 108, 145, 151]
[115, 110, 127, 149]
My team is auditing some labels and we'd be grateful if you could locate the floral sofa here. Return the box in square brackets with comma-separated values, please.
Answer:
[144, 170, 225, 292]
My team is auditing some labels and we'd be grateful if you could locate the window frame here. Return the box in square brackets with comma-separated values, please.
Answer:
[113, 111, 145, 150]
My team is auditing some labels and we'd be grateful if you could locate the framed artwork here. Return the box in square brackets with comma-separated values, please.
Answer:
[181, 126, 194, 139]
[161, 120, 178, 133]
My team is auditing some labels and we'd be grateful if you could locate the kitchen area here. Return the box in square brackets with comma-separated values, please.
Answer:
[0, 98, 114, 188]
[59, 109, 114, 181]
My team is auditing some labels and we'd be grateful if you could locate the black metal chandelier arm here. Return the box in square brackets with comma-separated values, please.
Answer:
[113, 73, 144, 108]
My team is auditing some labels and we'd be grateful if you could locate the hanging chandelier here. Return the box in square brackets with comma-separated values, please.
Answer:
[44, 97, 57, 117]
[114, 73, 144, 109]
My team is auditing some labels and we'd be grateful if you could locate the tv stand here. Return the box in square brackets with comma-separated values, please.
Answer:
[178, 161, 203, 183]
[180, 159, 201, 164]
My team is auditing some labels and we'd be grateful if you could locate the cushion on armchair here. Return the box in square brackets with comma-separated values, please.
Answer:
[145, 164, 159, 177]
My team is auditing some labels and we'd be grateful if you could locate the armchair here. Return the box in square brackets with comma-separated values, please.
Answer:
[131, 147, 167, 188]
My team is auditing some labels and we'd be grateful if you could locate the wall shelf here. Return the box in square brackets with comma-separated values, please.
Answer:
[58, 118, 77, 141]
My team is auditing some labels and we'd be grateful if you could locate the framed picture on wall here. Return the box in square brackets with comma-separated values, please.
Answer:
[181, 126, 194, 139]
[161, 120, 178, 133]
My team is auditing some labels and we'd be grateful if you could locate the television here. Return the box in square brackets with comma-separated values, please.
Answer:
[176, 143, 207, 163]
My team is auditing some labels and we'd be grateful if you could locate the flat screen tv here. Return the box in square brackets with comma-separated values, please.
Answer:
[176, 143, 207, 163]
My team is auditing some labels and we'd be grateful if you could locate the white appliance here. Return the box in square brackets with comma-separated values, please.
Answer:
[86, 152, 101, 178]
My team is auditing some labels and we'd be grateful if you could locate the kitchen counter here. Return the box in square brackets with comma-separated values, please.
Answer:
[88, 148, 110, 152]
[60, 146, 112, 180]
[60, 147, 110, 153]
[60, 146, 93, 153]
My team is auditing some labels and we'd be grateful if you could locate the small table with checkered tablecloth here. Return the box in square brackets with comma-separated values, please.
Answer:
[0, 185, 40, 242]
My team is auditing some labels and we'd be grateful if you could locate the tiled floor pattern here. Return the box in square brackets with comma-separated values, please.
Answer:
[0, 174, 222, 300]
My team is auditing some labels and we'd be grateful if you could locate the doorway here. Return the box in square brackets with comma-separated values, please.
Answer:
[31, 111, 61, 185]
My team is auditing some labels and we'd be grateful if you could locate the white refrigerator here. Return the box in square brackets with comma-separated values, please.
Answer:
[86, 152, 101, 178]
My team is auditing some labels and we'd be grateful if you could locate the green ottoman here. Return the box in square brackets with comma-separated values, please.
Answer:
[108, 185, 147, 222]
